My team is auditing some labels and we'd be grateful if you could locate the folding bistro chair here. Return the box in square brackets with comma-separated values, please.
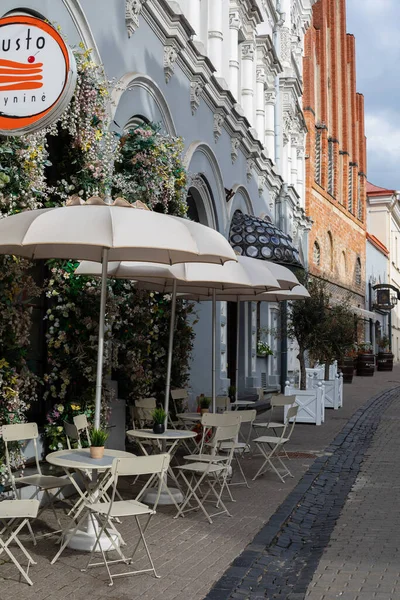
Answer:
[252, 395, 296, 454]
[58, 454, 170, 586]
[0, 499, 39, 585]
[215, 396, 230, 413]
[73, 414, 91, 446]
[64, 421, 81, 450]
[219, 409, 257, 488]
[174, 415, 241, 523]
[252, 405, 298, 482]
[2, 423, 71, 541]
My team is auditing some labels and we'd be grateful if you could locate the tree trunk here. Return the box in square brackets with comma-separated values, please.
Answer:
[324, 362, 330, 381]
[297, 349, 307, 390]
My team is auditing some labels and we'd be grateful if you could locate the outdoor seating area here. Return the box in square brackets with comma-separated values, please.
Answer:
[0, 392, 304, 588]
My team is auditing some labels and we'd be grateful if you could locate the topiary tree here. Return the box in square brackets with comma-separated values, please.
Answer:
[288, 276, 328, 389]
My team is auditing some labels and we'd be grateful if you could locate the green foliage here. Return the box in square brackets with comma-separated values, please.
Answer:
[90, 428, 109, 447]
[200, 397, 211, 409]
[257, 340, 274, 356]
[378, 335, 390, 351]
[151, 407, 166, 424]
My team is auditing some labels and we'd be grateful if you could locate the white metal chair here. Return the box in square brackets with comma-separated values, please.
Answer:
[73, 414, 91, 446]
[219, 409, 257, 488]
[252, 395, 296, 451]
[64, 421, 81, 450]
[2, 423, 71, 540]
[58, 454, 170, 586]
[0, 499, 39, 585]
[215, 395, 230, 413]
[252, 405, 299, 483]
[174, 416, 241, 523]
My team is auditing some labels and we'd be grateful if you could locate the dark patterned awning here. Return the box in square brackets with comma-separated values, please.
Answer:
[229, 210, 303, 268]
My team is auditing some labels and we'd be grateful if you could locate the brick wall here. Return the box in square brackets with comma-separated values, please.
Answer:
[304, 0, 366, 303]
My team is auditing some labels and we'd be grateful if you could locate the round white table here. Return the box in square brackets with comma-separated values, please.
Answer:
[126, 429, 197, 506]
[47, 448, 134, 553]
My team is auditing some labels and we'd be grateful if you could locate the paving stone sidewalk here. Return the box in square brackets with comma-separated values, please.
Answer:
[205, 384, 400, 600]
[1, 370, 399, 600]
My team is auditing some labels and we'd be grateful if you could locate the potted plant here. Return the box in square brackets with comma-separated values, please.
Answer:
[377, 334, 394, 371]
[151, 407, 166, 434]
[199, 396, 211, 415]
[257, 340, 273, 358]
[90, 428, 109, 459]
[356, 342, 375, 376]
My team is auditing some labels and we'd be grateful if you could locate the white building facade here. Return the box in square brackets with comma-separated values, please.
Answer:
[1, 0, 314, 399]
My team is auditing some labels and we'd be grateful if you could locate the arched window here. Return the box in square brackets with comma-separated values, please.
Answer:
[355, 258, 362, 286]
[327, 231, 334, 271]
[313, 241, 321, 266]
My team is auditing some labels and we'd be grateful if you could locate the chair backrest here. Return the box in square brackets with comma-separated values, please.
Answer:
[212, 420, 241, 445]
[110, 453, 170, 510]
[198, 413, 241, 455]
[64, 421, 80, 450]
[215, 396, 229, 413]
[271, 394, 296, 407]
[234, 409, 256, 424]
[256, 388, 264, 401]
[2, 423, 41, 488]
[73, 414, 91, 446]
[284, 405, 299, 439]
[170, 389, 188, 401]
[135, 397, 157, 428]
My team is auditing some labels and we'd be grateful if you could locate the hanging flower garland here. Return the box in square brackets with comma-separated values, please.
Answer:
[0, 43, 195, 455]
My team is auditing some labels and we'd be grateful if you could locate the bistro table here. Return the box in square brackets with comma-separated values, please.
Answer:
[47, 447, 134, 554]
[126, 429, 197, 506]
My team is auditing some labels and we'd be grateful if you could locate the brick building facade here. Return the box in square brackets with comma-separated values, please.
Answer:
[303, 0, 367, 308]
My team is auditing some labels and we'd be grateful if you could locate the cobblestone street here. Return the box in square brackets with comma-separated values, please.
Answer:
[1, 369, 400, 600]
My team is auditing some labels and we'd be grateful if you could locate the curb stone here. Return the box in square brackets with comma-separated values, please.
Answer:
[204, 386, 400, 600]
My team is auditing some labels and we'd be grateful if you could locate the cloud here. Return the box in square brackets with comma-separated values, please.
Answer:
[365, 111, 400, 188]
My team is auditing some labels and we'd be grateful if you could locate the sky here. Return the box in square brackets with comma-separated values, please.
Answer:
[346, 0, 400, 190]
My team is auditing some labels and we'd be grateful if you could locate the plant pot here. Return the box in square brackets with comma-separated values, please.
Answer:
[200, 408, 209, 415]
[257, 353, 267, 358]
[377, 352, 394, 372]
[338, 357, 355, 384]
[356, 353, 375, 377]
[152, 423, 165, 434]
[90, 446, 105, 459]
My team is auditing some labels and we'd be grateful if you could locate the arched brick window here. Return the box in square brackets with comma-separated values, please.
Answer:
[341, 251, 346, 275]
[313, 241, 321, 266]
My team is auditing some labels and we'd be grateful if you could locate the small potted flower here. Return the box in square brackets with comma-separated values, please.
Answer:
[257, 340, 273, 358]
[151, 407, 166, 434]
[377, 335, 394, 371]
[90, 428, 109, 459]
[199, 396, 211, 415]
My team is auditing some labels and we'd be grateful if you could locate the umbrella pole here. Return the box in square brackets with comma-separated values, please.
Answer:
[235, 301, 240, 403]
[94, 248, 109, 430]
[212, 288, 216, 413]
[164, 279, 177, 428]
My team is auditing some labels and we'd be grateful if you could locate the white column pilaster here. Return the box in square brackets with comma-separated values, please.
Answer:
[229, 10, 241, 99]
[256, 66, 266, 142]
[187, 0, 201, 40]
[265, 89, 276, 161]
[208, 0, 223, 74]
[240, 40, 255, 123]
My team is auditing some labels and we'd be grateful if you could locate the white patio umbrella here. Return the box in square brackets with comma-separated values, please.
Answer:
[76, 255, 281, 415]
[185, 283, 309, 404]
[0, 198, 238, 428]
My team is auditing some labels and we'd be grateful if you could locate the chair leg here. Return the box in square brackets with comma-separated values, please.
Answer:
[134, 515, 159, 578]
[51, 510, 88, 564]
[0, 519, 35, 586]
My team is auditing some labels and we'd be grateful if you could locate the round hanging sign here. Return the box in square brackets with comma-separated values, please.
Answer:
[0, 14, 77, 135]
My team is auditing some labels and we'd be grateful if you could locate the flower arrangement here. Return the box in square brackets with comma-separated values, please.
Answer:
[378, 335, 390, 351]
[257, 340, 274, 357]
[358, 342, 373, 355]
[344, 344, 358, 358]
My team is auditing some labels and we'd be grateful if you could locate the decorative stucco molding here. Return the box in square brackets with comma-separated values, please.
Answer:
[213, 111, 225, 143]
[125, 0, 147, 37]
[190, 77, 205, 115]
[164, 41, 179, 83]
[231, 136, 241, 163]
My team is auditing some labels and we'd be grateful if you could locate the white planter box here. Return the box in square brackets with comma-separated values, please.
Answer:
[284, 382, 325, 426]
